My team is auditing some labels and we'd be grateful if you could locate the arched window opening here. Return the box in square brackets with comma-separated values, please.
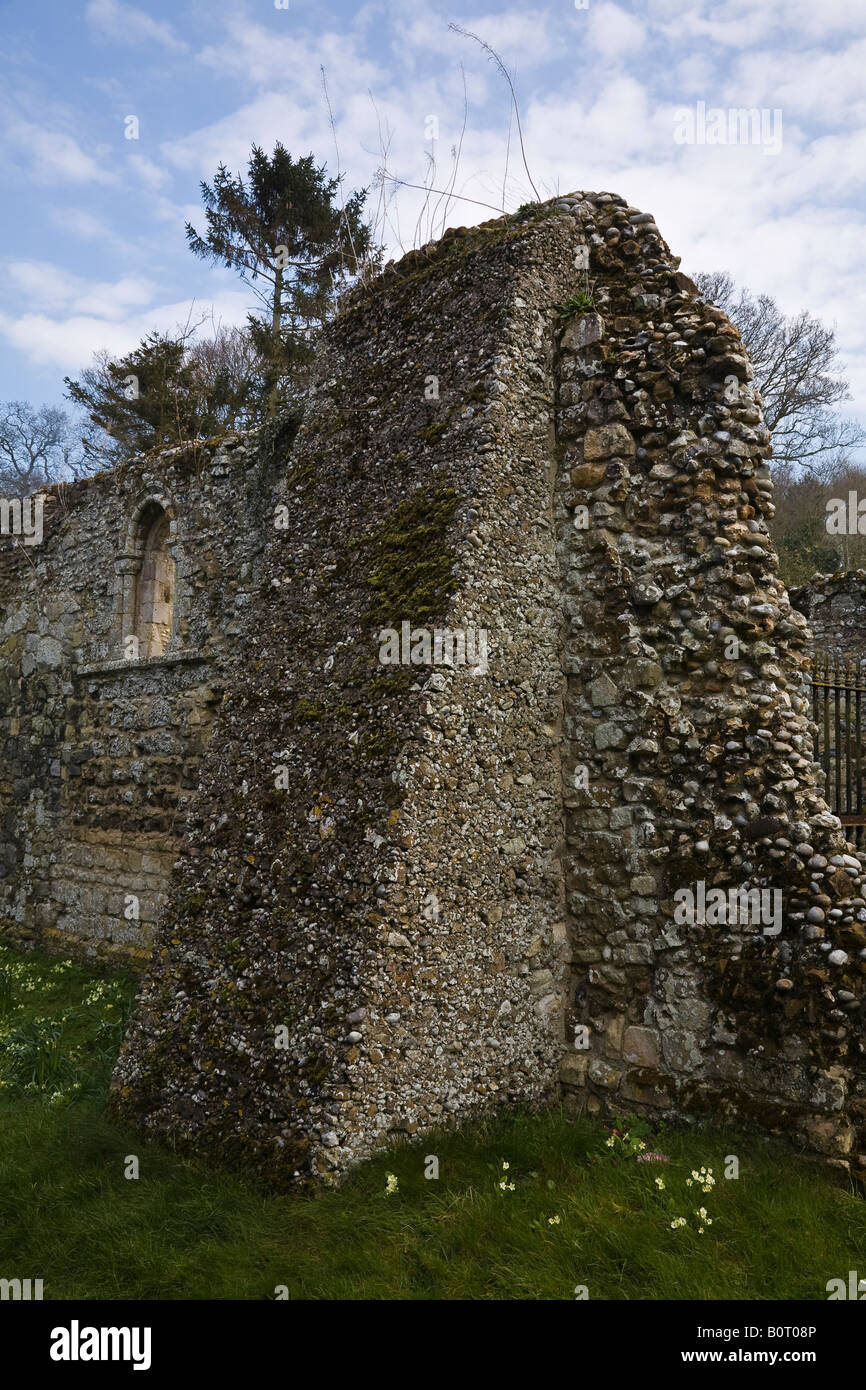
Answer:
[135, 505, 175, 658]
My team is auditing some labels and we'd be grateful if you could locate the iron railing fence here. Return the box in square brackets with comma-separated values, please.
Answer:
[809, 649, 866, 846]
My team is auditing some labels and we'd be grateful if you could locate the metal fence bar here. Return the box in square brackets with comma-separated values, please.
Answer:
[845, 655, 853, 814]
[839, 664, 845, 811]
[828, 653, 834, 800]
[809, 648, 866, 848]
[857, 682, 863, 820]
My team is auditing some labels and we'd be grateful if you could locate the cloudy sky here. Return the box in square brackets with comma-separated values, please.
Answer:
[2, 0, 864, 448]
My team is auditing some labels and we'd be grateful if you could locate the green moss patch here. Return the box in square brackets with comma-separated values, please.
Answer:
[359, 484, 462, 628]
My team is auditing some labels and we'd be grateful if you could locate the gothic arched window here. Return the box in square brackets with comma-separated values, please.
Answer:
[136, 505, 175, 658]
[120, 497, 177, 661]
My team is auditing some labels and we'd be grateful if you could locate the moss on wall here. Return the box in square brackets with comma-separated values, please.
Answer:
[358, 484, 461, 627]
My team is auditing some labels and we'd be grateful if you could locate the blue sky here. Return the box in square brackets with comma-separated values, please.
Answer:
[2, 0, 865, 448]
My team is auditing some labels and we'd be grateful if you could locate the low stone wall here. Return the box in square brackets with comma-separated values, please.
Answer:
[791, 572, 866, 658]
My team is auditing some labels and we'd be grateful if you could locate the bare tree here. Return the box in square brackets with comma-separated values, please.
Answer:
[772, 460, 866, 584]
[0, 401, 88, 493]
[65, 318, 267, 467]
[185, 322, 266, 426]
[694, 270, 864, 479]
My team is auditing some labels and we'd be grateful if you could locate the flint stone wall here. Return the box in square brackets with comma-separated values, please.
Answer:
[109, 194, 866, 1183]
[791, 572, 866, 658]
[0, 440, 280, 965]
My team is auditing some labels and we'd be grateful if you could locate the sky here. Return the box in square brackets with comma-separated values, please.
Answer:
[1, 0, 865, 449]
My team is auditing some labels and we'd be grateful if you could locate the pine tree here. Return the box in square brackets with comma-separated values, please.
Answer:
[185, 144, 377, 411]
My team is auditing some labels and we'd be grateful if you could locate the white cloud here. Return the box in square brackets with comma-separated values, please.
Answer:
[0, 290, 252, 372]
[585, 3, 646, 60]
[161, 92, 320, 178]
[85, 0, 187, 53]
[393, 6, 556, 70]
[125, 153, 172, 191]
[647, 0, 866, 47]
[727, 41, 866, 125]
[6, 121, 112, 184]
[198, 18, 381, 93]
[526, 78, 661, 168]
[68, 279, 157, 320]
[6, 262, 156, 318]
[51, 208, 115, 242]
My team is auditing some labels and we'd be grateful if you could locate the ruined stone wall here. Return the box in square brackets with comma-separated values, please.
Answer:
[791, 572, 866, 658]
[0, 437, 281, 965]
[545, 204, 866, 1160]
[110, 194, 866, 1184]
[110, 211, 579, 1177]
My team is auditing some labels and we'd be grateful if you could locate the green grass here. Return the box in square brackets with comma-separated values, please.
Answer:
[0, 945, 135, 1104]
[1, 944, 865, 1300]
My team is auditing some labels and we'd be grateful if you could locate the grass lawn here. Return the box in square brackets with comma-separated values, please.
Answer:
[1, 942, 864, 1301]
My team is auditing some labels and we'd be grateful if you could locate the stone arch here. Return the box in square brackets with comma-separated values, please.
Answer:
[119, 495, 178, 659]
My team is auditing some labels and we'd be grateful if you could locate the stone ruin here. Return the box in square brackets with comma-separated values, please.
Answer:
[792, 572, 866, 659]
[0, 444, 280, 967]
[4, 191, 866, 1184]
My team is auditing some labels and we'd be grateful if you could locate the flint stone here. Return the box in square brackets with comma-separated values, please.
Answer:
[622, 1026, 660, 1067]
[583, 423, 636, 461]
[561, 312, 604, 351]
